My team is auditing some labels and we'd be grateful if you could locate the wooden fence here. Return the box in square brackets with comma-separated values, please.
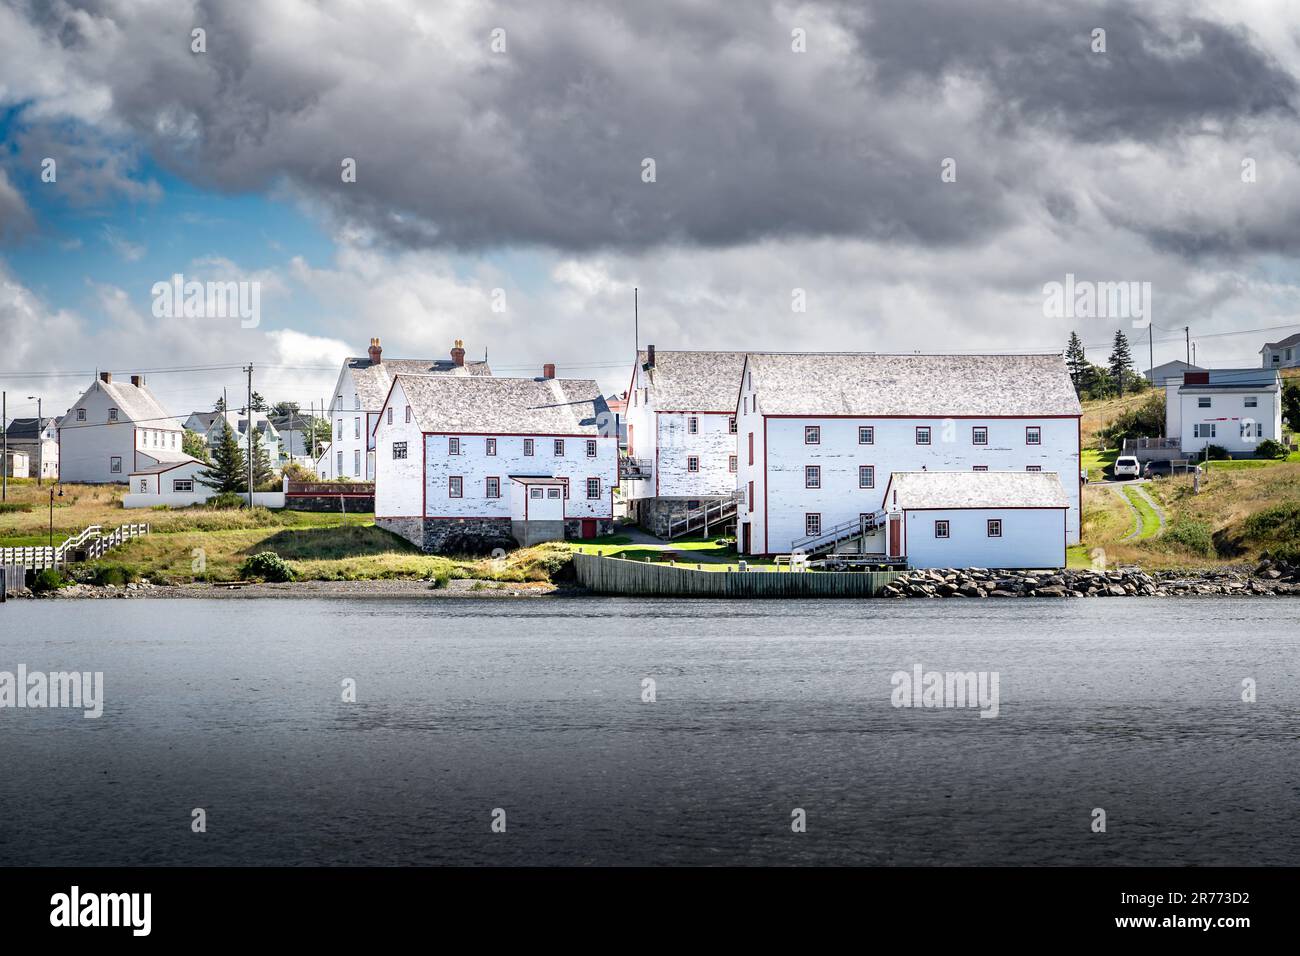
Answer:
[0, 522, 149, 572]
[573, 552, 902, 598]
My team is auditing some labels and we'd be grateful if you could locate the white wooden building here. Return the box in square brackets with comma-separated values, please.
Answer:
[1260, 331, 1300, 370]
[622, 346, 748, 536]
[58, 373, 188, 484]
[123, 456, 286, 509]
[1163, 368, 1284, 456]
[318, 337, 491, 481]
[3, 416, 59, 478]
[373, 373, 617, 552]
[734, 352, 1082, 558]
[881, 471, 1070, 569]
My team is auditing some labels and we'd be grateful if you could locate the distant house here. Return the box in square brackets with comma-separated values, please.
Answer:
[183, 410, 283, 463]
[2, 416, 59, 478]
[623, 346, 749, 536]
[3, 449, 30, 479]
[58, 373, 187, 483]
[1164, 368, 1283, 456]
[1260, 332, 1300, 369]
[372, 373, 616, 551]
[123, 456, 286, 509]
[881, 471, 1070, 570]
[1144, 359, 1203, 386]
[735, 352, 1082, 558]
[321, 336, 491, 481]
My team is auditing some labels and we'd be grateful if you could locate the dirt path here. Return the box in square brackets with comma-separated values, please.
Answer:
[1112, 485, 1143, 541]
[1133, 484, 1166, 536]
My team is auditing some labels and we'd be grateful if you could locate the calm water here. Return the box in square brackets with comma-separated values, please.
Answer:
[0, 597, 1296, 866]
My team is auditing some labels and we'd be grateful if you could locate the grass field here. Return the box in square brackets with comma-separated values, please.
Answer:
[1121, 485, 1161, 540]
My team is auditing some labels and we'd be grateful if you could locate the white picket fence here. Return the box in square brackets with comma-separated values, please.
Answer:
[0, 522, 150, 572]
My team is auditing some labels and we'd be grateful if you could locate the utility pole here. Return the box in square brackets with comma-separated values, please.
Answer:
[1148, 323, 1154, 384]
[1185, 326, 1191, 365]
[634, 287, 639, 356]
[1192, 341, 1197, 365]
[33, 397, 42, 487]
[245, 364, 254, 506]
[2, 390, 7, 501]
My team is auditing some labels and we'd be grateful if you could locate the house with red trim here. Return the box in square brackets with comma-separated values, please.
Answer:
[58, 373, 188, 484]
[372, 369, 617, 552]
[623, 346, 748, 536]
[734, 352, 1082, 562]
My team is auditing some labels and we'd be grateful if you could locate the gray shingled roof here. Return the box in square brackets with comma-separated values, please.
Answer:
[2, 416, 57, 439]
[888, 470, 1069, 510]
[636, 350, 749, 411]
[68, 379, 179, 428]
[745, 353, 1082, 416]
[1261, 331, 1300, 350]
[392, 375, 608, 434]
[1176, 368, 1281, 390]
[347, 357, 491, 409]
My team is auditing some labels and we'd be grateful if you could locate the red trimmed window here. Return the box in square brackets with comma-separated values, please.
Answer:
[485, 477, 500, 498]
[586, 439, 597, 457]
[524, 439, 534, 456]
[586, 477, 601, 499]
[486, 438, 497, 456]
[1025, 426, 1042, 445]
[688, 417, 699, 434]
[805, 513, 821, 536]
[858, 426, 874, 444]
[687, 455, 699, 473]
[728, 455, 737, 473]
[748, 480, 754, 513]
[972, 426, 988, 445]
[915, 426, 931, 445]
[386, 407, 393, 425]
[728, 417, 737, 434]
[448, 476, 463, 498]
[804, 425, 820, 444]
[748, 432, 754, 466]
[448, 437, 460, 455]
[859, 465, 875, 488]
[805, 465, 820, 488]
[554, 439, 565, 456]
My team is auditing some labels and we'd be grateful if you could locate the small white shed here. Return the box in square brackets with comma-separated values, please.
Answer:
[509, 475, 567, 546]
[882, 471, 1070, 570]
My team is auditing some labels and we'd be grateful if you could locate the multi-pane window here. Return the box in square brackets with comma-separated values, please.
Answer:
[524, 439, 535, 456]
[586, 478, 602, 499]
[858, 426, 873, 444]
[554, 439, 565, 456]
[973, 465, 989, 471]
[387, 408, 393, 425]
[804, 425, 820, 444]
[1026, 465, 1041, 472]
[110, 456, 122, 473]
[1198, 397, 1212, 408]
[76, 408, 86, 421]
[934, 520, 950, 538]
[1194, 424, 1216, 438]
[915, 426, 931, 445]
[728, 455, 737, 473]
[337, 450, 343, 473]
[805, 513, 821, 536]
[173, 479, 193, 492]
[1025, 426, 1041, 445]
[392, 442, 407, 459]
[449, 437, 461, 455]
[688, 417, 699, 434]
[728, 417, 737, 434]
[354, 418, 360, 439]
[805, 465, 820, 488]
[1240, 422, 1262, 439]
[405, 406, 412, 423]
[353, 450, 361, 475]
[687, 456, 700, 472]
[336, 419, 342, 439]
[486, 438, 497, 456]
[858, 465, 875, 488]
[448, 476, 463, 497]
[586, 439, 597, 457]
[987, 519, 1002, 538]
[486, 477, 500, 498]
[547, 488, 561, 499]
[972, 426, 988, 445]
[1245, 396, 1258, 408]
[108, 408, 118, 422]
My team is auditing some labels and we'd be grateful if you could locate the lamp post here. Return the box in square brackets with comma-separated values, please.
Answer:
[26, 395, 42, 487]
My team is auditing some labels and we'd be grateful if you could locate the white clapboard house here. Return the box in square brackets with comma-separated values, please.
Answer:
[734, 352, 1082, 564]
[622, 346, 749, 536]
[1164, 367, 1284, 456]
[373, 371, 618, 552]
[320, 336, 491, 481]
[58, 373, 188, 483]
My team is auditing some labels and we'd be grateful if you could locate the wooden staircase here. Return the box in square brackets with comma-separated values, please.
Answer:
[0, 522, 150, 571]
[790, 510, 886, 557]
[666, 492, 743, 540]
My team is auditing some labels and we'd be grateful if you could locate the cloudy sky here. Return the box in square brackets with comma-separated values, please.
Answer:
[2, 0, 1299, 421]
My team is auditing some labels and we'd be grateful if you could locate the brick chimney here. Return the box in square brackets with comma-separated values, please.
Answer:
[542, 363, 556, 379]
[130, 374, 146, 387]
[368, 337, 382, 365]
[646, 344, 655, 368]
[451, 339, 466, 367]
[99, 372, 112, 384]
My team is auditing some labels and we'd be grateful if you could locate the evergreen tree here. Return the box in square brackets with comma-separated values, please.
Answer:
[1108, 331, 1134, 396]
[214, 395, 226, 412]
[248, 425, 276, 489]
[1065, 332, 1088, 394]
[250, 391, 267, 412]
[196, 422, 245, 493]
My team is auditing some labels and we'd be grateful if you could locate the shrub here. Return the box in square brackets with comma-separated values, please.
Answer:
[1164, 517, 1214, 557]
[280, 461, 315, 482]
[1204, 444, 1229, 461]
[238, 551, 296, 582]
[206, 492, 245, 510]
[1100, 392, 1166, 447]
[0, 502, 33, 514]
[91, 563, 139, 587]
[1242, 503, 1300, 542]
[428, 567, 451, 589]
[31, 568, 68, 593]
[1270, 542, 1300, 565]
[1254, 438, 1286, 460]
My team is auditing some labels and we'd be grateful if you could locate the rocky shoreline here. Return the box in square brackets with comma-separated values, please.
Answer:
[19, 578, 564, 599]
[880, 558, 1300, 599]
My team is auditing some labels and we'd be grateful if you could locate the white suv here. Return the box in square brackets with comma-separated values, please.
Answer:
[1113, 455, 1141, 479]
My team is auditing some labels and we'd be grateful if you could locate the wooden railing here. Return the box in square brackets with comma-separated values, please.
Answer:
[666, 492, 743, 540]
[619, 457, 652, 480]
[791, 510, 886, 556]
[0, 522, 150, 571]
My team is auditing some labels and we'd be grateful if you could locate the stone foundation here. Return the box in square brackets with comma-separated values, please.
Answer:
[563, 518, 614, 540]
[634, 496, 728, 539]
[376, 516, 516, 555]
[285, 494, 375, 512]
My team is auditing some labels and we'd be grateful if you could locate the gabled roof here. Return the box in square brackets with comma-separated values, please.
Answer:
[346, 357, 492, 409]
[744, 353, 1082, 417]
[387, 375, 607, 434]
[129, 455, 204, 475]
[2, 416, 58, 439]
[1178, 368, 1280, 391]
[1261, 331, 1300, 351]
[65, 379, 179, 429]
[635, 350, 749, 411]
[187, 410, 280, 439]
[887, 470, 1069, 510]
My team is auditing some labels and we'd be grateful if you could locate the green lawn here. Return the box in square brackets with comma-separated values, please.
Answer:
[1121, 486, 1161, 540]
[1082, 447, 1118, 481]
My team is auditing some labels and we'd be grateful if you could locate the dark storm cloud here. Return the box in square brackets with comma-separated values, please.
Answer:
[2, 0, 1298, 254]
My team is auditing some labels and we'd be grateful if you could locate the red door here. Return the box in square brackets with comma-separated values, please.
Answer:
[742, 523, 752, 554]
[581, 519, 597, 539]
[888, 516, 901, 557]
